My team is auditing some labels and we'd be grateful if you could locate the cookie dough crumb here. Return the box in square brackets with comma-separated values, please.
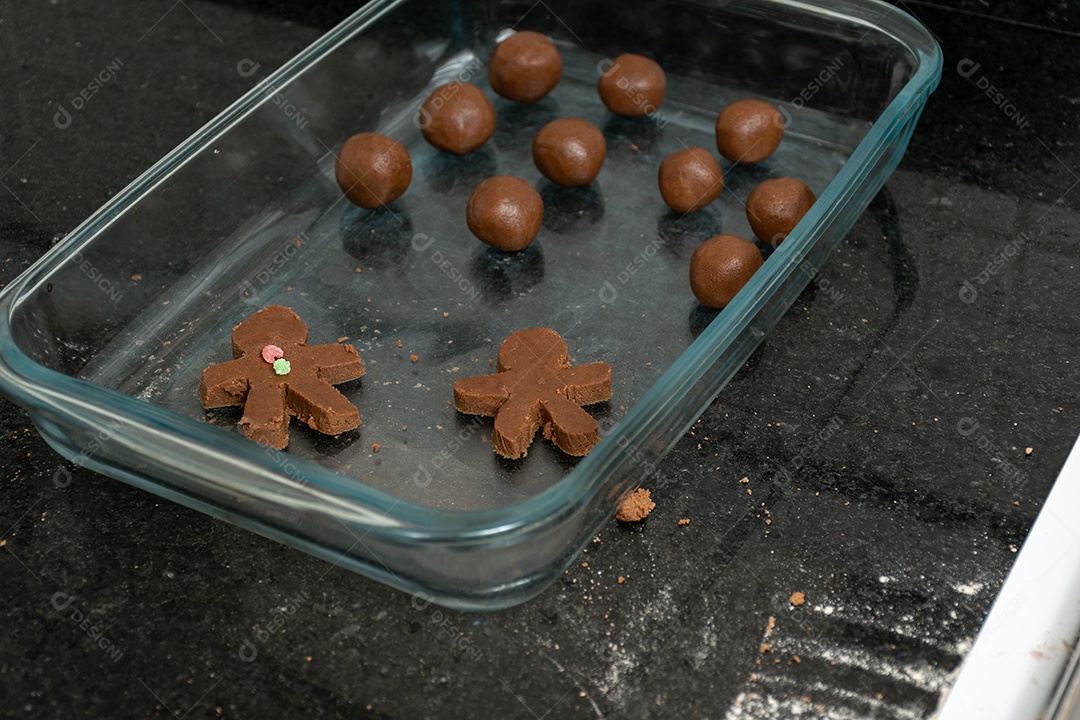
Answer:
[677, 518, 690, 526]
[790, 591, 805, 606]
[410, 354, 419, 363]
[372, 443, 381, 453]
[616, 488, 655, 522]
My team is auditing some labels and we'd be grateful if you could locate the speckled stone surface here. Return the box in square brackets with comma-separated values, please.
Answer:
[0, 2, 1077, 718]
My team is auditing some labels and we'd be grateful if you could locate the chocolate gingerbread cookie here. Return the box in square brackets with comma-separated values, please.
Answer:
[199, 306, 365, 449]
[453, 327, 612, 459]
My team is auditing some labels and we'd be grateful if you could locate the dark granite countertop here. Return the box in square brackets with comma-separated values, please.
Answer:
[1, 1, 1078, 718]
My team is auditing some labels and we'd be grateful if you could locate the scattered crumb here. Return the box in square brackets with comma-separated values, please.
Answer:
[747, 489, 752, 495]
[740, 476, 749, 484]
[793, 655, 801, 663]
[488, 358, 494, 366]
[442, 311, 449, 318]
[802, 696, 810, 703]
[581, 562, 588, 567]
[765, 616, 776, 638]
[337, 336, 349, 343]
[677, 518, 690, 526]
[790, 591, 805, 607]
[372, 443, 381, 453]
[396, 340, 403, 347]
[410, 354, 419, 363]
[294, 236, 302, 247]
[1013, 500, 1020, 506]
[760, 643, 772, 654]
[616, 488, 655, 522]
[876, 693, 884, 701]
[401, 425, 407, 431]
[617, 576, 625, 584]
[305, 655, 312, 662]
[1025, 447, 1033, 455]
[131, 274, 142, 281]
[355, 267, 362, 273]
[765, 518, 772, 525]
[631, 143, 639, 151]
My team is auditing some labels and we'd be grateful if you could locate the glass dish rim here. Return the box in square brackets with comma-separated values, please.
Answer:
[0, 0, 943, 544]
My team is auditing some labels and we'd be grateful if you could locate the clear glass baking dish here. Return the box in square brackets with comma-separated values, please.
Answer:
[0, 0, 940, 608]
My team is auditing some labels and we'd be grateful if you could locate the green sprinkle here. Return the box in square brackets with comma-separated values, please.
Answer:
[273, 358, 291, 376]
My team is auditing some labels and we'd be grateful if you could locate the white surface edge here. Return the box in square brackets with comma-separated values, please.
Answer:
[936, 433, 1080, 718]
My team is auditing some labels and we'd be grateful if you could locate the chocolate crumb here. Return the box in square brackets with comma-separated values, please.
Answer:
[616, 488, 655, 522]
[790, 591, 805, 606]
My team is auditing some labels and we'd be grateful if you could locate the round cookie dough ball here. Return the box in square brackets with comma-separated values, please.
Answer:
[745, 178, 817, 246]
[419, 82, 496, 155]
[335, 132, 412, 209]
[488, 31, 562, 104]
[715, 99, 784, 163]
[532, 118, 607, 187]
[658, 147, 723, 214]
[597, 53, 666, 117]
[466, 176, 544, 252]
[689, 234, 764, 309]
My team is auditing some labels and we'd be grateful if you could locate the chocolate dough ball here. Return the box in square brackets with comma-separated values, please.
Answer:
[419, 82, 496, 155]
[658, 147, 723, 214]
[689, 234, 764, 309]
[335, 133, 412, 209]
[715, 99, 784, 163]
[532, 118, 606, 187]
[466, 176, 544, 252]
[745, 178, 817, 246]
[488, 31, 562, 104]
[597, 53, 666, 117]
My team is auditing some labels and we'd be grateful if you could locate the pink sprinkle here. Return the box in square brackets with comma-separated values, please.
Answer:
[261, 344, 284, 363]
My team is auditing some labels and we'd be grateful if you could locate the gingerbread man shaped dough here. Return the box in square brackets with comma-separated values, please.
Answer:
[199, 305, 365, 449]
[453, 327, 612, 459]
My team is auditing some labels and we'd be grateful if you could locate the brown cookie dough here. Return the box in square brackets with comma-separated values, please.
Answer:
[597, 53, 666, 117]
[199, 305, 365, 449]
[488, 31, 562, 104]
[335, 132, 412, 209]
[453, 327, 612, 459]
[532, 117, 606, 187]
[715, 99, 784, 164]
[658, 147, 724, 214]
[745, 177, 817, 246]
[466, 176, 544, 252]
[689, 234, 764, 309]
[419, 82, 496, 155]
[616, 488, 655, 522]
